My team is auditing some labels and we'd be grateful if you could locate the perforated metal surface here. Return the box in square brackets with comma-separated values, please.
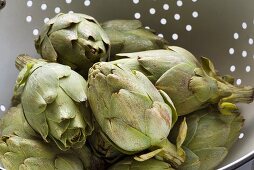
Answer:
[0, 0, 254, 169]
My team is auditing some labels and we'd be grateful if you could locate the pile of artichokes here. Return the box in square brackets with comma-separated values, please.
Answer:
[0, 13, 253, 170]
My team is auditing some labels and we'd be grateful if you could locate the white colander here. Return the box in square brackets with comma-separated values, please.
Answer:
[0, 0, 254, 169]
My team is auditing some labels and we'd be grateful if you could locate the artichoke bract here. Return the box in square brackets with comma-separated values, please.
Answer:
[108, 157, 174, 170]
[13, 56, 93, 151]
[0, 135, 84, 170]
[35, 13, 110, 77]
[170, 107, 244, 170]
[102, 20, 169, 60]
[114, 46, 254, 115]
[87, 62, 185, 167]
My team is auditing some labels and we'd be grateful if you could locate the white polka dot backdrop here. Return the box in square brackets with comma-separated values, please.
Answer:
[1, 1, 254, 169]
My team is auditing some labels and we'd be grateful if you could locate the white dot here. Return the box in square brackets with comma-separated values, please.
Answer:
[134, 13, 141, 19]
[163, 4, 169, 10]
[236, 79, 242, 85]
[55, 7, 61, 13]
[192, 0, 198, 2]
[66, 0, 72, 3]
[145, 26, 150, 29]
[174, 14, 181, 20]
[172, 33, 178, 40]
[242, 22, 247, 29]
[192, 11, 199, 18]
[68, 11, 74, 14]
[26, 16, 32, 22]
[133, 0, 139, 4]
[84, 0, 91, 6]
[239, 133, 244, 139]
[0, 105, 6, 112]
[186, 25, 192, 31]
[44, 18, 49, 23]
[149, 8, 156, 15]
[41, 4, 47, 10]
[229, 48, 235, 55]
[158, 34, 164, 38]
[27, 0, 33, 7]
[234, 33, 239, 39]
[246, 66, 251, 72]
[242, 50, 247, 57]
[230, 65, 236, 72]
[160, 18, 167, 25]
[177, 0, 183, 7]
[249, 38, 253, 45]
[33, 29, 39, 36]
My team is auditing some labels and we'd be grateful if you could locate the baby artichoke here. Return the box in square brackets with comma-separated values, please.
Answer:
[87, 62, 185, 167]
[108, 157, 174, 170]
[35, 13, 110, 77]
[114, 46, 254, 115]
[101, 20, 169, 60]
[13, 56, 93, 151]
[170, 106, 244, 170]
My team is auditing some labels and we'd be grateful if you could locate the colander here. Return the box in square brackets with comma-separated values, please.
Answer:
[0, 0, 254, 169]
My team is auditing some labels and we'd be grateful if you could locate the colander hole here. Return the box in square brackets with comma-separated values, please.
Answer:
[33, 29, 39, 36]
[149, 8, 156, 15]
[163, 4, 169, 10]
[132, 0, 139, 4]
[192, 0, 198, 2]
[145, 26, 150, 29]
[65, 0, 72, 4]
[172, 33, 178, 40]
[158, 34, 164, 38]
[27, 0, 32, 7]
[26, 16, 32, 23]
[174, 14, 181, 20]
[233, 33, 239, 39]
[242, 22, 247, 29]
[242, 50, 247, 57]
[230, 65, 236, 72]
[236, 79, 242, 85]
[69, 11, 74, 14]
[41, 4, 47, 10]
[229, 48, 235, 55]
[0, 105, 6, 112]
[44, 18, 49, 23]
[160, 18, 167, 25]
[239, 133, 244, 139]
[249, 38, 253, 45]
[176, 0, 183, 7]
[84, 0, 91, 6]
[246, 66, 251, 72]
[54, 7, 61, 13]
[134, 13, 141, 19]
[186, 25, 192, 31]
[192, 11, 198, 18]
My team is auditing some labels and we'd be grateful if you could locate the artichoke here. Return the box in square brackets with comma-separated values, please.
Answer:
[108, 157, 174, 170]
[101, 19, 169, 60]
[87, 62, 185, 167]
[169, 106, 244, 170]
[13, 56, 93, 151]
[0, 135, 84, 170]
[35, 13, 110, 77]
[113, 46, 254, 115]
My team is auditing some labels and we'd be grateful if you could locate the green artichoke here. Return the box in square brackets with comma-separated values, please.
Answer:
[101, 20, 169, 60]
[35, 13, 110, 77]
[87, 62, 185, 167]
[13, 56, 93, 151]
[0, 135, 84, 170]
[108, 157, 174, 170]
[169, 107, 244, 170]
[113, 46, 254, 115]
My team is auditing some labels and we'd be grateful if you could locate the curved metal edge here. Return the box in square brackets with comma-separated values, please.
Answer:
[218, 151, 254, 170]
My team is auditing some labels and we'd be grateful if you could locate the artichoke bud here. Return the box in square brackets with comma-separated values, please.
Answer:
[13, 60, 94, 151]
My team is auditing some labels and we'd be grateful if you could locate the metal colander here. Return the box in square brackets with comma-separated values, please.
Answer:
[0, 0, 254, 169]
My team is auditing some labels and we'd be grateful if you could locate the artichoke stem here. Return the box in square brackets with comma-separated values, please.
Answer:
[217, 81, 254, 104]
[15, 55, 45, 71]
